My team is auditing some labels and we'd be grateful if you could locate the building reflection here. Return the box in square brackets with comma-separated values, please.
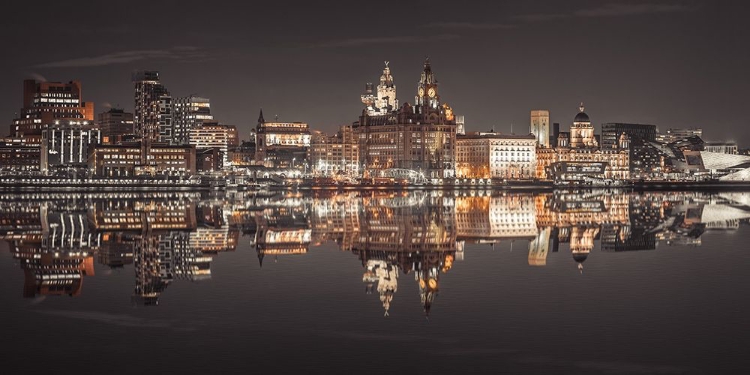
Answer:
[2, 190, 750, 312]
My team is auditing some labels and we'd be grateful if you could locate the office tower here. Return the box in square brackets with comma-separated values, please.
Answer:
[11, 79, 94, 143]
[133, 71, 170, 142]
[98, 108, 134, 141]
[172, 95, 213, 145]
[188, 122, 239, 168]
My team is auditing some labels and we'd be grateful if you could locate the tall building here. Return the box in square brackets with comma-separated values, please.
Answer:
[530, 110, 550, 148]
[172, 95, 213, 145]
[361, 62, 398, 116]
[569, 103, 598, 148]
[255, 110, 311, 169]
[11, 79, 94, 143]
[97, 108, 134, 141]
[601, 123, 659, 174]
[354, 59, 457, 182]
[656, 128, 703, 143]
[133, 71, 170, 142]
[456, 132, 536, 179]
[188, 123, 239, 168]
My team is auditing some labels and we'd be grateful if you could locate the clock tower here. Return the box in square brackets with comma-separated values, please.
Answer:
[415, 58, 440, 110]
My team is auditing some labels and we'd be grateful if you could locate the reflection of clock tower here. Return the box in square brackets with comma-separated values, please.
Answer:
[415, 58, 440, 110]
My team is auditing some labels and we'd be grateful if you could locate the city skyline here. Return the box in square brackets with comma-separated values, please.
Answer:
[1, 1, 748, 144]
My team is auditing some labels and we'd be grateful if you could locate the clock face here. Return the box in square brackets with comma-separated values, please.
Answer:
[418, 87, 424, 97]
[428, 87, 436, 98]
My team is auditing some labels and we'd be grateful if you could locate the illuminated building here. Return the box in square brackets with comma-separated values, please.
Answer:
[196, 148, 222, 172]
[172, 95, 213, 145]
[601, 123, 656, 149]
[190, 227, 239, 253]
[361, 61, 399, 116]
[656, 128, 703, 144]
[530, 110, 550, 148]
[133, 70, 170, 142]
[90, 199, 197, 232]
[308, 125, 360, 177]
[362, 260, 398, 316]
[189, 123, 239, 168]
[11, 79, 94, 143]
[88, 142, 196, 177]
[40, 121, 102, 173]
[528, 227, 551, 266]
[98, 108, 134, 141]
[456, 132, 536, 179]
[255, 205, 311, 265]
[354, 59, 457, 182]
[255, 110, 311, 169]
[229, 140, 257, 167]
[0, 139, 40, 171]
[704, 142, 738, 155]
[536, 104, 630, 180]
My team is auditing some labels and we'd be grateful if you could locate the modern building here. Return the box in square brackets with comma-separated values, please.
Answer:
[133, 71, 170, 142]
[255, 110, 311, 169]
[530, 110, 550, 148]
[656, 128, 703, 144]
[601, 123, 656, 149]
[703, 142, 738, 155]
[40, 122, 102, 173]
[456, 132, 536, 179]
[308, 125, 360, 177]
[189, 123, 239, 168]
[88, 142, 196, 177]
[172, 95, 213, 145]
[0, 139, 40, 171]
[353, 59, 457, 182]
[97, 108, 134, 141]
[11, 79, 94, 143]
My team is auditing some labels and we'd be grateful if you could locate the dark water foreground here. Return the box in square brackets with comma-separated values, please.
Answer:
[1, 190, 749, 374]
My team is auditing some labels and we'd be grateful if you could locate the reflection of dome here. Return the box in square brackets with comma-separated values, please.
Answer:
[572, 252, 589, 263]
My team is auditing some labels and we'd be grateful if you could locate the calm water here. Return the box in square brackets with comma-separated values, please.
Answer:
[2, 190, 749, 374]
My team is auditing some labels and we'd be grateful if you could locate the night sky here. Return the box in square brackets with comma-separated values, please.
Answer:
[2, 0, 748, 144]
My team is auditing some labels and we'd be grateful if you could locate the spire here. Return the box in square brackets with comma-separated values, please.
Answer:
[579, 102, 585, 113]
[258, 108, 265, 124]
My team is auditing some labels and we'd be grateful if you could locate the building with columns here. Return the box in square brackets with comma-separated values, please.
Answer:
[353, 59, 457, 182]
[456, 132, 536, 179]
[255, 110, 311, 169]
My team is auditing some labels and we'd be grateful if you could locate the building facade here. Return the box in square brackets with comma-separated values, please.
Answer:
[530, 110, 550, 148]
[354, 59, 457, 182]
[172, 95, 213, 145]
[255, 110, 310, 169]
[308, 125, 360, 177]
[703, 142, 738, 155]
[133, 71, 170, 142]
[189, 123, 239, 168]
[0, 139, 40, 171]
[656, 128, 703, 144]
[40, 122, 102, 173]
[88, 142, 196, 177]
[456, 132, 536, 179]
[98, 108, 134, 141]
[11, 79, 94, 143]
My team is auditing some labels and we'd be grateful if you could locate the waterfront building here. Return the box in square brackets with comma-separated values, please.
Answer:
[361, 61, 398, 116]
[656, 128, 703, 144]
[88, 142, 196, 177]
[601, 123, 659, 175]
[601, 123, 656, 149]
[189, 123, 239, 168]
[98, 108, 134, 141]
[196, 148, 222, 172]
[0, 139, 40, 171]
[455, 195, 538, 240]
[133, 71, 170, 142]
[353, 59, 457, 182]
[308, 125, 360, 177]
[703, 142, 738, 155]
[530, 110, 550, 148]
[172, 95, 213, 145]
[455, 132, 536, 179]
[40, 121, 102, 173]
[11, 79, 94, 143]
[255, 110, 311, 169]
[229, 140, 256, 167]
[535, 104, 630, 180]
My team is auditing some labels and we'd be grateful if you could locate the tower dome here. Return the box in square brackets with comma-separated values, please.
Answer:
[574, 102, 590, 123]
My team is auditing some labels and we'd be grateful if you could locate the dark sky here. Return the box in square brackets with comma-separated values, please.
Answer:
[2, 0, 749, 145]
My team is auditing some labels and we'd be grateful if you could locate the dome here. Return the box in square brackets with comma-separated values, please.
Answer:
[574, 111, 590, 123]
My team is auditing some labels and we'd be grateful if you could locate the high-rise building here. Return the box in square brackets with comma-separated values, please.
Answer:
[656, 128, 703, 144]
[133, 71, 170, 142]
[11, 79, 94, 143]
[353, 59, 457, 182]
[530, 110, 550, 148]
[601, 123, 659, 174]
[255, 110, 311, 169]
[172, 95, 213, 145]
[601, 123, 656, 149]
[188, 123, 239, 168]
[97, 108, 134, 141]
